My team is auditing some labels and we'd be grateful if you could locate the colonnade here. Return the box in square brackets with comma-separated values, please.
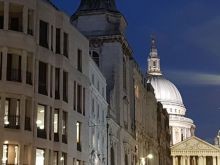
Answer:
[172, 155, 220, 165]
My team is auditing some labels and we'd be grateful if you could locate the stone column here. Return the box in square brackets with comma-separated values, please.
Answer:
[198, 156, 203, 165]
[3, 1, 8, 30]
[203, 156, 207, 165]
[213, 156, 217, 165]
[217, 156, 220, 165]
[172, 156, 176, 165]
[187, 156, 190, 165]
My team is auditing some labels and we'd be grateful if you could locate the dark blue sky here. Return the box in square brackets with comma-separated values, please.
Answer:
[52, 0, 220, 142]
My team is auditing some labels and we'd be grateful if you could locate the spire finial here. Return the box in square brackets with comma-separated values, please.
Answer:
[147, 36, 162, 76]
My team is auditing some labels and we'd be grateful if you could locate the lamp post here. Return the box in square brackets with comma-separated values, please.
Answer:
[140, 154, 154, 165]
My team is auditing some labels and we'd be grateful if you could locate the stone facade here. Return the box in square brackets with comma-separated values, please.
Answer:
[171, 136, 220, 165]
[88, 57, 108, 165]
[0, 0, 90, 164]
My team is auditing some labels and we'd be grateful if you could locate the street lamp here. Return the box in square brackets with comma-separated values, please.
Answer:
[140, 154, 153, 165]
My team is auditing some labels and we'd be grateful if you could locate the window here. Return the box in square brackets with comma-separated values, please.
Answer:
[37, 104, 46, 139]
[55, 68, 60, 99]
[27, 9, 34, 35]
[25, 98, 32, 131]
[76, 160, 80, 165]
[77, 85, 82, 114]
[76, 122, 81, 151]
[63, 32, 68, 57]
[35, 149, 45, 165]
[83, 88, 85, 116]
[62, 111, 67, 144]
[51, 25, 53, 51]
[111, 147, 115, 165]
[97, 103, 99, 121]
[9, 3, 23, 32]
[153, 61, 156, 67]
[26, 55, 33, 85]
[0, 52, 2, 79]
[38, 61, 48, 95]
[50, 66, 53, 97]
[0, 2, 4, 29]
[92, 98, 95, 115]
[53, 151, 58, 165]
[92, 51, 100, 66]
[63, 71, 68, 102]
[56, 28, 61, 54]
[7, 53, 22, 82]
[2, 144, 19, 165]
[61, 153, 67, 165]
[77, 49, 82, 72]
[73, 81, 76, 110]
[54, 109, 59, 142]
[4, 98, 20, 129]
[39, 20, 48, 48]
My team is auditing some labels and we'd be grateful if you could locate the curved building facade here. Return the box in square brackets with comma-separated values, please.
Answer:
[0, 0, 91, 164]
[146, 38, 195, 145]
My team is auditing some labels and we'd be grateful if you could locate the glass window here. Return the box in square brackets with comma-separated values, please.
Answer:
[7, 53, 22, 82]
[38, 61, 48, 95]
[77, 49, 82, 72]
[56, 28, 61, 54]
[54, 109, 59, 133]
[37, 105, 46, 130]
[55, 68, 60, 99]
[35, 149, 45, 165]
[39, 20, 48, 48]
[62, 111, 67, 143]
[63, 71, 68, 102]
[0, 2, 3, 29]
[53, 151, 58, 165]
[2, 144, 19, 165]
[9, 3, 23, 32]
[63, 32, 68, 57]
[76, 122, 81, 151]
[27, 9, 34, 35]
[61, 152, 67, 165]
[73, 81, 76, 110]
[77, 85, 82, 114]
[26, 55, 33, 85]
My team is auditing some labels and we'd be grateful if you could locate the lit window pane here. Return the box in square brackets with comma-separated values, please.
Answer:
[36, 149, 45, 165]
[54, 109, 59, 133]
[37, 105, 45, 129]
[76, 122, 80, 143]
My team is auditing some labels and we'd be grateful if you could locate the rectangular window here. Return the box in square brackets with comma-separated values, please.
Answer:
[53, 151, 58, 165]
[0, 52, 2, 79]
[61, 153, 67, 165]
[77, 85, 82, 114]
[37, 104, 46, 139]
[2, 144, 19, 165]
[55, 68, 60, 99]
[73, 81, 76, 110]
[51, 25, 53, 51]
[77, 49, 82, 72]
[9, 3, 23, 32]
[76, 121, 81, 152]
[38, 61, 48, 95]
[25, 98, 31, 131]
[56, 28, 61, 54]
[83, 88, 85, 116]
[54, 109, 59, 142]
[63, 32, 68, 57]
[26, 55, 33, 85]
[27, 9, 34, 35]
[63, 71, 68, 102]
[0, 2, 4, 29]
[92, 98, 95, 115]
[50, 66, 53, 97]
[39, 20, 48, 48]
[35, 148, 45, 165]
[4, 98, 20, 129]
[7, 53, 22, 82]
[62, 111, 67, 144]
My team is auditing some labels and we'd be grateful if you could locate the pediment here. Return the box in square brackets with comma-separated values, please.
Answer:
[171, 136, 220, 151]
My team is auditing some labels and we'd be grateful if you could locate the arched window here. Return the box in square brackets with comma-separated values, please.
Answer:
[92, 51, 100, 67]
[111, 147, 115, 165]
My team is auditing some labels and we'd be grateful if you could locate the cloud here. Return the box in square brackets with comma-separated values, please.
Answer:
[166, 70, 220, 86]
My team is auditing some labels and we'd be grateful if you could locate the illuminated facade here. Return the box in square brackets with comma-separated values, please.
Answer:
[0, 0, 90, 164]
[146, 38, 195, 146]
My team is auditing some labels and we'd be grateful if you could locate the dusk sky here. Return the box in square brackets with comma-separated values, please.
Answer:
[52, 0, 220, 142]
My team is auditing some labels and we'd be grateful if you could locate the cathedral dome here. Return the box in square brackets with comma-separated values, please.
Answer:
[147, 76, 183, 106]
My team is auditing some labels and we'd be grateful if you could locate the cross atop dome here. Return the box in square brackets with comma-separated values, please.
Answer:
[147, 37, 162, 76]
